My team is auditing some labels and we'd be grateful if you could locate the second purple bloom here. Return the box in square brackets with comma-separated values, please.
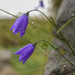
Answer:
[15, 43, 36, 64]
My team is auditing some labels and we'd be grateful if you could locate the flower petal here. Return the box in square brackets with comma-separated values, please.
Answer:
[14, 15, 28, 34]
[19, 45, 35, 61]
[14, 44, 32, 55]
[20, 30, 25, 38]
[10, 15, 23, 31]
[19, 51, 30, 61]
[22, 49, 34, 64]
[10, 26, 14, 30]
[35, 6, 40, 10]
[40, 0, 44, 7]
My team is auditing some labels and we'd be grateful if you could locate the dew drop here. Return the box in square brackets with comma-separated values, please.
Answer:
[71, 13, 74, 16]
[36, 49, 38, 51]
[32, 22, 34, 24]
[64, 65, 66, 67]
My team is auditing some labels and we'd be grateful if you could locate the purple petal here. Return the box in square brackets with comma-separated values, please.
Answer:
[13, 17, 25, 33]
[20, 30, 25, 38]
[10, 15, 23, 31]
[14, 44, 32, 55]
[35, 6, 40, 10]
[10, 26, 14, 30]
[19, 50, 32, 61]
[19, 46, 35, 61]
[14, 15, 28, 34]
[40, 1, 44, 7]
[22, 49, 34, 64]
[13, 29, 17, 34]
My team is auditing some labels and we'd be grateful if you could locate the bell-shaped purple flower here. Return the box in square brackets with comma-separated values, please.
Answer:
[10, 14, 29, 38]
[40, 0, 44, 7]
[14, 43, 36, 64]
[36, 0, 44, 10]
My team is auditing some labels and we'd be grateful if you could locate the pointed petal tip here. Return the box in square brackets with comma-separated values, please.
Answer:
[23, 61, 25, 65]
[14, 52, 20, 55]
[20, 35, 23, 38]
[19, 56, 23, 61]
[10, 28, 13, 30]
[14, 52, 18, 55]
[20, 33, 23, 38]
[20, 31, 25, 38]
[10, 29, 12, 30]
[13, 30, 16, 34]
[19, 59, 22, 61]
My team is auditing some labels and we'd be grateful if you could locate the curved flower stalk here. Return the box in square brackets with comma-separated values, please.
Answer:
[36, 0, 44, 10]
[10, 13, 29, 38]
[36, 40, 75, 67]
[15, 43, 36, 64]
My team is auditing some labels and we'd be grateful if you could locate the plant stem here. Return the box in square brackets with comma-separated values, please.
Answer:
[0, 9, 18, 18]
[50, 17, 75, 56]
[36, 40, 75, 67]
[57, 17, 75, 33]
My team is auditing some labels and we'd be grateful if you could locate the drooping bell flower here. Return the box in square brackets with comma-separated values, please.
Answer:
[14, 43, 36, 64]
[36, 0, 44, 10]
[40, 0, 44, 7]
[10, 12, 29, 38]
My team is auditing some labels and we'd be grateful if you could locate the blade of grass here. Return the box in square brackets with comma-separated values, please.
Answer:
[50, 17, 75, 56]
[57, 17, 75, 33]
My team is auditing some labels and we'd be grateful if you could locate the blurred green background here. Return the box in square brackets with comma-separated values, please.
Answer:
[0, 18, 54, 75]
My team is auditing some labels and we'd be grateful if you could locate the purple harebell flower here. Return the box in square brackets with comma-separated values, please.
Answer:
[10, 14, 29, 38]
[36, 0, 44, 9]
[14, 43, 36, 64]
[40, 0, 44, 7]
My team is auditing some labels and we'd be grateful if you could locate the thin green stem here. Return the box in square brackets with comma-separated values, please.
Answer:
[50, 17, 57, 27]
[29, 23, 60, 40]
[36, 40, 75, 67]
[57, 17, 75, 33]
[0, 9, 18, 18]
[50, 17, 75, 56]
[29, 23, 75, 49]
[27, 9, 55, 26]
